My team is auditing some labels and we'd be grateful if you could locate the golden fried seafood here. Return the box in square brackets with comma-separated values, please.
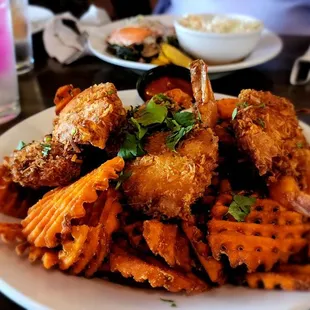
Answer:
[190, 59, 218, 128]
[0, 160, 42, 218]
[53, 83, 126, 149]
[7, 136, 81, 189]
[123, 128, 218, 219]
[232, 89, 310, 216]
[123, 61, 218, 219]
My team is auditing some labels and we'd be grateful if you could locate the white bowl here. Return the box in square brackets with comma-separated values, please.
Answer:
[174, 14, 263, 65]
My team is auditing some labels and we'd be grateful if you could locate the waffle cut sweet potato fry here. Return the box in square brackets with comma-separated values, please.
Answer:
[182, 220, 226, 285]
[0, 223, 26, 244]
[13, 187, 123, 277]
[245, 264, 310, 290]
[110, 244, 209, 294]
[143, 219, 193, 272]
[16, 242, 59, 270]
[21, 157, 124, 248]
[0, 160, 42, 219]
[208, 194, 310, 272]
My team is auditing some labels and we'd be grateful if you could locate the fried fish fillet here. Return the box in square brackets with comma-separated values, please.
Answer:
[53, 83, 126, 149]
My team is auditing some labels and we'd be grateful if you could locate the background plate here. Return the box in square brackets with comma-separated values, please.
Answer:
[88, 15, 282, 73]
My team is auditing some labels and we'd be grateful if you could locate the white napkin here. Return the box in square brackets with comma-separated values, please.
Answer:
[290, 45, 310, 85]
[43, 5, 111, 64]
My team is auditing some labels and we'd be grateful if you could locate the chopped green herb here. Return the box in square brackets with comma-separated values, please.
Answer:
[135, 95, 168, 126]
[232, 108, 238, 120]
[16, 141, 26, 151]
[107, 90, 116, 95]
[256, 103, 266, 108]
[130, 117, 147, 140]
[173, 111, 195, 127]
[256, 118, 265, 128]
[160, 298, 175, 303]
[166, 125, 193, 151]
[44, 135, 52, 143]
[71, 128, 77, 136]
[197, 109, 202, 122]
[115, 171, 132, 190]
[118, 133, 145, 160]
[228, 195, 256, 222]
[237, 102, 249, 109]
[165, 118, 181, 131]
[41, 143, 52, 157]
[296, 142, 304, 149]
[160, 298, 177, 307]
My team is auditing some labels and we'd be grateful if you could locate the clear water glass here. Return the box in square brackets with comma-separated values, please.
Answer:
[10, 0, 33, 74]
[0, 0, 20, 124]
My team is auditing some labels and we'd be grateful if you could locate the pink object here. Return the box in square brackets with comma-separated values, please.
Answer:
[0, 0, 15, 73]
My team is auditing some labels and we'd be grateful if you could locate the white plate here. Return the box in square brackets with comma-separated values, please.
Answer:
[1, 90, 310, 310]
[29, 5, 54, 35]
[88, 15, 283, 73]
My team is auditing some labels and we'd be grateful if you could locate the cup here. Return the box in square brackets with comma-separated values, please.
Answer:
[10, 0, 33, 74]
[0, 0, 20, 124]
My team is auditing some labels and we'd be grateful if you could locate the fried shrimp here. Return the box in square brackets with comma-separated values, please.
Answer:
[233, 89, 310, 216]
[123, 60, 218, 219]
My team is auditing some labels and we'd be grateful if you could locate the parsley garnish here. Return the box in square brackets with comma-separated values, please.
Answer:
[16, 141, 26, 151]
[41, 135, 52, 157]
[118, 94, 196, 159]
[135, 97, 168, 126]
[256, 118, 265, 128]
[115, 171, 132, 190]
[166, 125, 193, 151]
[173, 111, 195, 127]
[165, 111, 195, 150]
[237, 102, 249, 109]
[41, 143, 52, 157]
[160, 298, 177, 307]
[296, 142, 304, 149]
[71, 128, 77, 136]
[232, 108, 238, 120]
[256, 103, 266, 108]
[107, 90, 115, 95]
[130, 117, 147, 140]
[228, 195, 256, 222]
[117, 133, 145, 160]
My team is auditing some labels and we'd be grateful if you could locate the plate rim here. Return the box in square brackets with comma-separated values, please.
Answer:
[1, 89, 309, 310]
[87, 14, 283, 73]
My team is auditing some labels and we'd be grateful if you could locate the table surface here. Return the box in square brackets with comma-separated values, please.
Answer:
[0, 33, 310, 309]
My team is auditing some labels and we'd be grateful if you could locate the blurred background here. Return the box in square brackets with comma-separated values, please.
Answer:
[29, 0, 158, 19]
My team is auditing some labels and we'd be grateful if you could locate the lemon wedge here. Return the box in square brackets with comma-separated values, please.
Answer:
[161, 43, 193, 68]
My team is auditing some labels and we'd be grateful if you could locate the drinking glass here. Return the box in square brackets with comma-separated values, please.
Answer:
[10, 0, 33, 74]
[0, 0, 20, 124]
